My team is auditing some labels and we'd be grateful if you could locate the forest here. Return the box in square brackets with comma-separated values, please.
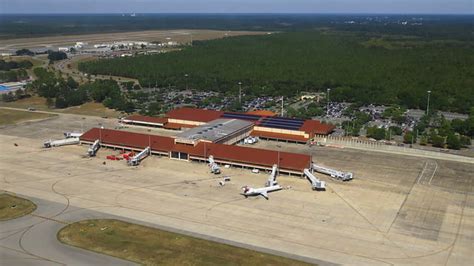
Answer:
[18, 68, 135, 112]
[0, 59, 32, 82]
[1, 14, 472, 40]
[79, 31, 474, 113]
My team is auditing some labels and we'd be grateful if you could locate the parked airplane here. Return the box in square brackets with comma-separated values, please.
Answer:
[241, 185, 282, 200]
[64, 132, 83, 138]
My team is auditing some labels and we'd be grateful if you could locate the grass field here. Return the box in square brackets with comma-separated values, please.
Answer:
[58, 219, 312, 266]
[0, 108, 56, 126]
[0, 97, 123, 118]
[0, 193, 36, 221]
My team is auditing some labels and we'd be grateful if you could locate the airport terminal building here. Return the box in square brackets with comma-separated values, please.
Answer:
[80, 128, 312, 175]
[121, 107, 334, 144]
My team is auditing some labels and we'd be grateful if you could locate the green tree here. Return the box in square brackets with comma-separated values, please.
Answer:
[67, 77, 79, 89]
[47, 51, 67, 62]
[367, 126, 386, 140]
[15, 49, 34, 56]
[420, 135, 428, 146]
[446, 134, 461, 150]
[389, 126, 403, 136]
[431, 135, 446, 148]
[403, 131, 415, 144]
[460, 135, 471, 147]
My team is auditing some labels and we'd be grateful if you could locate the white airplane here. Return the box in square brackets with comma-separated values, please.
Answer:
[241, 185, 282, 200]
[64, 132, 83, 138]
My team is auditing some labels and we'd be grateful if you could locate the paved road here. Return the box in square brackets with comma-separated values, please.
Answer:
[0, 194, 135, 266]
[1, 193, 329, 266]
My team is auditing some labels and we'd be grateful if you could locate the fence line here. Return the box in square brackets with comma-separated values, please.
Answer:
[313, 135, 474, 164]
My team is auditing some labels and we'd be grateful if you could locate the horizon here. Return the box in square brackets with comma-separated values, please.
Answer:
[2, 12, 473, 16]
[1, 0, 473, 15]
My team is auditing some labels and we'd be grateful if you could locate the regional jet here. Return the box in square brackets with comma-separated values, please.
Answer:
[241, 185, 282, 200]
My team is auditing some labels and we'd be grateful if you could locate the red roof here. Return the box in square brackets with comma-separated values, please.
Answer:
[123, 115, 168, 125]
[250, 130, 309, 143]
[80, 128, 310, 172]
[166, 107, 224, 123]
[246, 110, 277, 117]
[300, 120, 335, 135]
[163, 122, 196, 130]
[125, 108, 333, 136]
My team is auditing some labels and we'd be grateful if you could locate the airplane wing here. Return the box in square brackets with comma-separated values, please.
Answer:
[260, 191, 269, 200]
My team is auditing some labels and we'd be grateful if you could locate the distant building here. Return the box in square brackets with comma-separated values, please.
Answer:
[0, 81, 27, 94]
[74, 42, 87, 49]
[300, 92, 324, 102]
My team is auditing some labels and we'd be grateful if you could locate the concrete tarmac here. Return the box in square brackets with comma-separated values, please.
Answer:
[1, 114, 473, 265]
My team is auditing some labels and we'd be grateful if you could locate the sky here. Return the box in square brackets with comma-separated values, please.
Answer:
[1, 0, 473, 14]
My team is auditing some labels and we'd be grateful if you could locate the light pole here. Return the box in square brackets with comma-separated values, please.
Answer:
[184, 74, 189, 90]
[426, 90, 431, 115]
[238, 81, 242, 104]
[326, 88, 331, 117]
[281, 96, 284, 117]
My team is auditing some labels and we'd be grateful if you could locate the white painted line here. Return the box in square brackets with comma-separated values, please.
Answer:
[428, 161, 438, 185]
[416, 161, 428, 184]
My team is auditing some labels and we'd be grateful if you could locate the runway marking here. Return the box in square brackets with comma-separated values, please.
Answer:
[416, 162, 428, 184]
[428, 161, 439, 185]
[416, 160, 438, 185]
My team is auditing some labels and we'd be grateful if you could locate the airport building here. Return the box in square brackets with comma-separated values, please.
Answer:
[80, 128, 312, 175]
[122, 107, 335, 144]
[174, 118, 254, 145]
[0, 82, 27, 94]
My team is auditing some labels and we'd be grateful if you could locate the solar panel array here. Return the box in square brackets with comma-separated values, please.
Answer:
[259, 117, 305, 130]
[222, 112, 262, 121]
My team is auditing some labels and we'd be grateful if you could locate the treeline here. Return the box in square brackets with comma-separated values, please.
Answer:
[79, 31, 474, 113]
[0, 59, 32, 82]
[410, 110, 474, 149]
[0, 69, 28, 82]
[47, 51, 67, 63]
[30, 68, 134, 112]
[1, 14, 472, 40]
[363, 110, 474, 150]
[0, 59, 33, 71]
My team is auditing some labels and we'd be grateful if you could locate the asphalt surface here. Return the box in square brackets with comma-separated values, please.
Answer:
[1, 193, 330, 266]
[0, 194, 135, 266]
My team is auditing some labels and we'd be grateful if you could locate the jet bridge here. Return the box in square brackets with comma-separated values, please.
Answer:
[265, 164, 278, 187]
[304, 168, 326, 191]
[312, 163, 353, 181]
[208, 156, 221, 174]
[87, 139, 100, 157]
[43, 138, 80, 148]
[127, 146, 150, 166]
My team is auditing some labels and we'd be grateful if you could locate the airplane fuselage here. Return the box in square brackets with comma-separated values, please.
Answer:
[241, 185, 282, 199]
